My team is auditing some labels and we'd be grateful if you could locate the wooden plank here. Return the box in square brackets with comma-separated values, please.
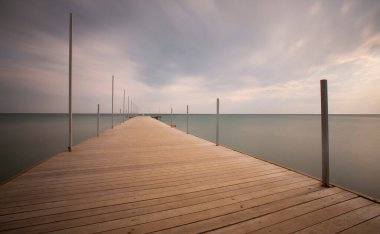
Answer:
[57, 181, 322, 233]
[1, 160, 265, 190]
[253, 197, 373, 233]
[123, 188, 350, 234]
[0, 165, 282, 204]
[0, 168, 288, 217]
[295, 203, 380, 233]
[340, 215, 380, 234]
[0, 172, 300, 229]
[1, 179, 316, 233]
[2, 170, 292, 227]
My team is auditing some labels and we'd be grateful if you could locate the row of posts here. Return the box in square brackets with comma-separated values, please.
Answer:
[96, 81, 139, 137]
[67, 14, 138, 149]
[169, 80, 329, 187]
[110, 75, 138, 129]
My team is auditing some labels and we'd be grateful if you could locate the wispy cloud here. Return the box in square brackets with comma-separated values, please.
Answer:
[0, 0, 379, 113]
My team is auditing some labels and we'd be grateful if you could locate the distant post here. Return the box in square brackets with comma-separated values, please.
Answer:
[123, 89, 125, 121]
[127, 96, 130, 119]
[97, 104, 100, 137]
[68, 13, 73, 152]
[112, 76, 114, 128]
[170, 107, 173, 127]
[186, 105, 189, 134]
[120, 109, 121, 123]
[320, 79, 330, 187]
[216, 98, 219, 146]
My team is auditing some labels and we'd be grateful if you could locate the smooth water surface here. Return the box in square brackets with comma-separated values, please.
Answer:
[0, 113, 125, 182]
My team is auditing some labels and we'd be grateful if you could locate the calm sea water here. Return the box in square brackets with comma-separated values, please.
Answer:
[0, 113, 125, 182]
[0, 114, 379, 200]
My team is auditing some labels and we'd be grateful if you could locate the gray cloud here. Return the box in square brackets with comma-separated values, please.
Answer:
[1, 0, 380, 113]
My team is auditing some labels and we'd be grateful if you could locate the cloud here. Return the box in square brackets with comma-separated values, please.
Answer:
[309, 1, 322, 16]
[1, 0, 380, 113]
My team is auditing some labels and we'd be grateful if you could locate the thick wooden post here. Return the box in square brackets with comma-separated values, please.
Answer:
[112, 76, 114, 128]
[97, 104, 100, 137]
[170, 107, 173, 127]
[123, 90, 125, 121]
[186, 105, 189, 134]
[321, 79, 330, 187]
[127, 96, 130, 119]
[216, 98, 219, 146]
[68, 13, 73, 152]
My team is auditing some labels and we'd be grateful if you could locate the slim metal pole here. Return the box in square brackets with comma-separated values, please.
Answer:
[123, 89, 125, 121]
[170, 107, 173, 127]
[186, 105, 189, 134]
[127, 96, 130, 119]
[97, 104, 100, 137]
[321, 79, 330, 187]
[216, 98, 219, 146]
[112, 75, 114, 129]
[68, 13, 73, 152]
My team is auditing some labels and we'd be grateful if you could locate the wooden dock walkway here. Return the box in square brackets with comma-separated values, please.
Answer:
[0, 116, 379, 233]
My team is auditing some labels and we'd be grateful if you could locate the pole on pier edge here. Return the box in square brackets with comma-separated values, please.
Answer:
[321, 79, 330, 187]
[170, 107, 173, 127]
[68, 13, 73, 152]
[127, 96, 130, 119]
[112, 75, 114, 129]
[97, 104, 100, 137]
[186, 105, 189, 134]
[123, 89, 125, 121]
[216, 98, 219, 146]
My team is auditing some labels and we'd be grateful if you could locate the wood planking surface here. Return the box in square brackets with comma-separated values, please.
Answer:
[0, 116, 378, 233]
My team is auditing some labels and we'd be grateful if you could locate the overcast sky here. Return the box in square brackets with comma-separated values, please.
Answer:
[1, 0, 379, 114]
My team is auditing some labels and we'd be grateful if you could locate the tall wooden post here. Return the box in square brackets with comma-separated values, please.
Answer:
[170, 107, 173, 127]
[97, 104, 100, 137]
[127, 96, 130, 119]
[68, 13, 73, 152]
[321, 80, 330, 187]
[123, 89, 125, 121]
[112, 76, 114, 129]
[186, 105, 189, 134]
[216, 98, 219, 146]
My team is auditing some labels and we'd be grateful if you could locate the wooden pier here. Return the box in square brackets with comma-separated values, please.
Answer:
[0, 116, 379, 233]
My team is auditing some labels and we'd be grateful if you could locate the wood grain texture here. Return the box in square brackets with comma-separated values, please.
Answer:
[0, 116, 378, 233]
